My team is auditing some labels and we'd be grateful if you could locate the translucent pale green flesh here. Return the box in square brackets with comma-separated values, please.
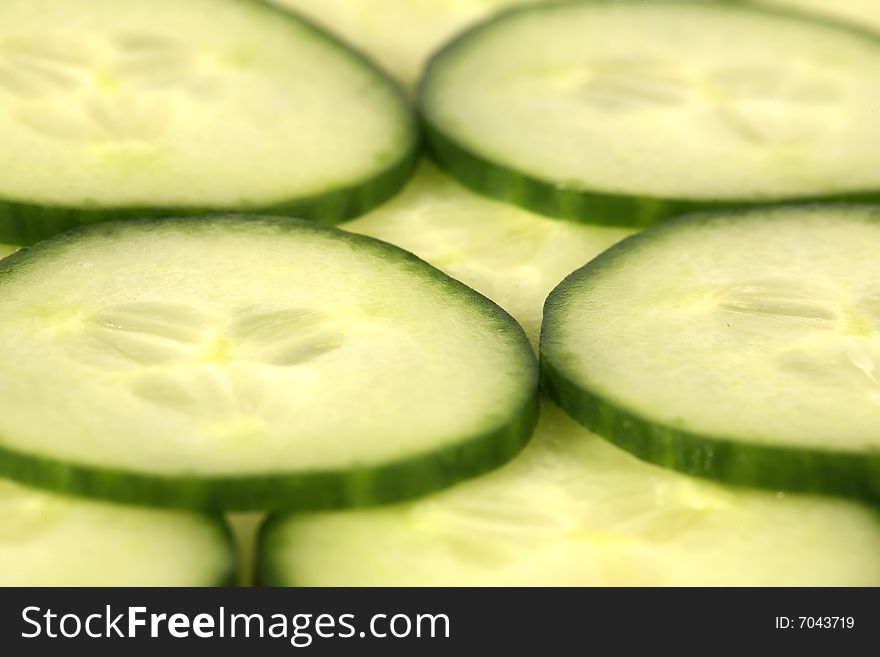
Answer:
[262, 402, 880, 586]
[0, 218, 535, 479]
[0, 244, 19, 259]
[760, 0, 880, 30]
[0, 0, 412, 208]
[271, 0, 549, 87]
[0, 479, 232, 586]
[227, 512, 265, 585]
[422, 1, 880, 201]
[543, 206, 880, 453]
[344, 163, 631, 346]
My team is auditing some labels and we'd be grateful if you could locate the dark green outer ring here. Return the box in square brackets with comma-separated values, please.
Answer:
[0, 395, 538, 512]
[255, 513, 300, 587]
[0, 149, 419, 246]
[539, 206, 880, 504]
[540, 357, 880, 503]
[419, 0, 880, 228]
[0, 215, 539, 511]
[0, 0, 420, 246]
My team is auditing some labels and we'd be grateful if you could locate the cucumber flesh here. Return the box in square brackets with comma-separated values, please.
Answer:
[272, 0, 545, 87]
[0, 0, 416, 244]
[421, 1, 880, 225]
[0, 244, 19, 259]
[0, 217, 537, 509]
[0, 478, 232, 586]
[759, 0, 880, 30]
[541, 205, 880, 499]
[260, 401, 880, 586]
[344, 163, 631, 345]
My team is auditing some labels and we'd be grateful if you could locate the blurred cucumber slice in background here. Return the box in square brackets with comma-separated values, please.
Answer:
[272, 0, 550, 87]
[0, 479, 233, 586]
[344, 163, 631, 346]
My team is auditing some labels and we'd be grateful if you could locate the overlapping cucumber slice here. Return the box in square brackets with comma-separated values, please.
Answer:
[421, 0, 880, 225]
[542, 205, 880, 500]
[0, 216, 537, 510]
[0, 479, 233, 586]
[0, 0, 417, 244]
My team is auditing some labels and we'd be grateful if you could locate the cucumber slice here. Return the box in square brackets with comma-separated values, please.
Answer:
[0, 216, 537, 510]
[0, 479, 233, 586]
[344, 163, 632, 345]
[758, 0, 880, 31]
[420, 1, 880, 226]
[259, 401, 880, 586]
[541, 205, 880, 500]
[0, 244, 19, 259]
[0, 0, 417, 245]
[272, 0, 546, 87]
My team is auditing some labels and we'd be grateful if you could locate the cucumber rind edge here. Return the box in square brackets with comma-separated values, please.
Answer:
[0, 146, 420, 246]
[0, 393, 539, 511]
[539, 355, 880, 503]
